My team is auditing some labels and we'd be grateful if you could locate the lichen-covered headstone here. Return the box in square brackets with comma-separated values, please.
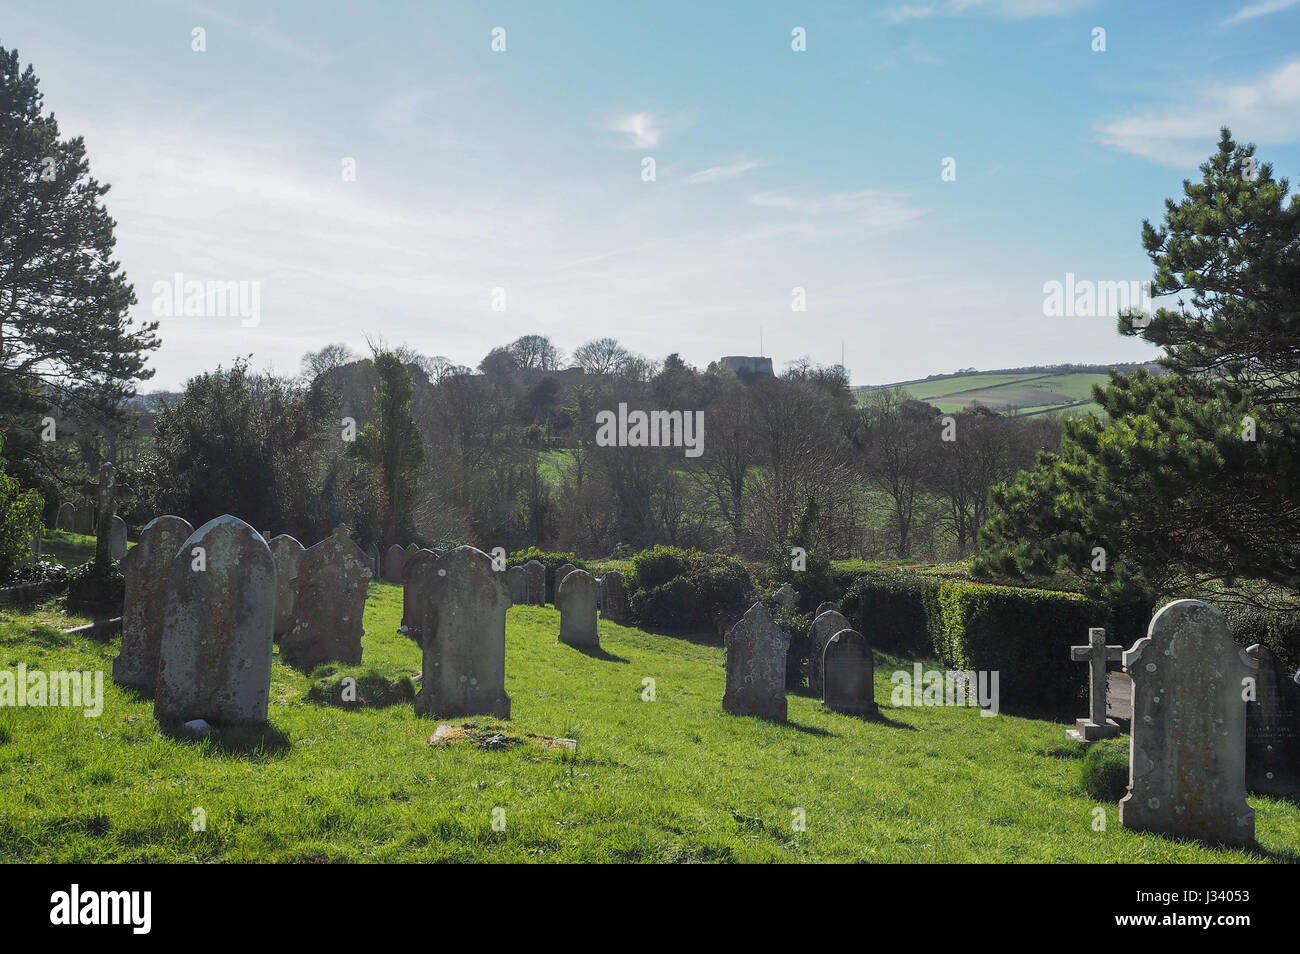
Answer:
[507, 565, 528, 604]
[112, 515, 193, 693]
[411, 546, 512, 719]
[383, 544, 405, 583]
[723, 602, 790, 721]
[55, 502, 75, 531]
[806, 609, 851, 696]
[823, 628, 877, 715]
[598, 569, 629, 623]
[401, 546, 436, 584]
[268, 535, 306, 639]
[281, 526, 371, 670]
[772, 582, 798, 606]
[557, 569, 600, 650]
[1119, 600, 1257, 846]
[523, 560, 546, 605]
[1245, 643, 1300, 797]
[155, 515, 276, 726]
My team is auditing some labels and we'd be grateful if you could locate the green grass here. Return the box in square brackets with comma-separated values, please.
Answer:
[1, 584, 1296, 862]
[39, 529, 99, 568]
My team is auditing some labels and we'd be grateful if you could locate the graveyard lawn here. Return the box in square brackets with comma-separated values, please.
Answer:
[1, 588, 1298, 863]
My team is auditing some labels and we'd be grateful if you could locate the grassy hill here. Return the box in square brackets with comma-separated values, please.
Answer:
[855, 363, 1161, 418]
[1, 584, 1295, 862]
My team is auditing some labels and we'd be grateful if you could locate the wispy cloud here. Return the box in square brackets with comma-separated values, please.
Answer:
[885, 5, 937, 22]
[685, 158, 765, 184]
[1096, 59, 1300, 165]
[1223, 0, 1300, 24]
[607, 112, 663, 149]
[884, 0, 1094, 19]
[749, 189, 927, 233]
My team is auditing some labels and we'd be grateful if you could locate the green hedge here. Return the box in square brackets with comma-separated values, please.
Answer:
[931, 581, 1102, 718]
[507, 548, 587, 602]
[1219, 603, 1300, 676]
[842, 571, 938, 656]
[626, 545, 752, 633]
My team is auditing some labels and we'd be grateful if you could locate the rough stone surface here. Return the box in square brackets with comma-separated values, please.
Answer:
[281, 526, 371, 670]
[55, 502, 75, 531]
[557, 569, 600, 650]
[155, 515, 276, 725]
[1067, 627, 1124, 742]
[554, 563, 577, 599]
[815, 601, 841, 619]
[410, 546, 512, 719]
[1245, 643, 1300, 797]
[598, 569, 629, 623]
[269, 534, 306, 638]
[110, 515, 128, 560]
[383, 545, 405, 583]
[823, 628, 877, 715]
[1120, 599, 1256, 846]
[507, 565, 528, 604]
[723, 602, 790, 721]
[772, 583, 798, 606]
[112, 515, 194, 693]
[179, 718, 214, 740]
[401, 547, 437, 584]
[523, 560, 546, 605]
[806, 610, 852, 696]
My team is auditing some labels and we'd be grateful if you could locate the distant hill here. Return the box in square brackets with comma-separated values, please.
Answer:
[853, 362, 1162, 418]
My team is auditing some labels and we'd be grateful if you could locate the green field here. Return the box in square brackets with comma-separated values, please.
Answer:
[0, 584, 1295, 862]
[856, 368, 1119, 417]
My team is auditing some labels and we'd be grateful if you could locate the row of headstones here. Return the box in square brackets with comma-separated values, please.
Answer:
[1065, 600, 1300, 845]
[111, 515, 371, 725]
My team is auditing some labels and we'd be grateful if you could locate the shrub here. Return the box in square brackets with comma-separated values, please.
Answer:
[66, 559, 125, 613]
[0, 437, 43, 580]
[1080, 738, 1130, 801]
[626, 545, 752, 633]
[930, 580, 1103, 717]
[842, 571, 938, 656]
[4, 559, 69, 586]
[1220, 603, 1300, 675]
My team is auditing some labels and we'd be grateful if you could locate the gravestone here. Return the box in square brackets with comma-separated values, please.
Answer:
[554, 563, 577, 599]
[806, 609, 852, 696]
[383, 544, 405, 583]
[598, 569, 629, 623]
[154, 515, 276, 725]
[1244, 644, 1300, 797]
[772, 583, 798, 606]
[73, 502, 95, 534]
[557, 569, 600, 650]
[281, 525, 371, 670]
[110, 515, 128, 560]
[1067, 627, 1124, 741]
[1119, 600, 1256, 847]
[112, 515, 194, 693]
[815, 601, 840, 618]
[55, 502, 75, 531]
[411, 546, 511, 719]
[723, 602, 790, 721]
[400, 549, 442, 644]
[523, 560, 546, 606]
[401, 547, 436, 584]
[823, 628, 877, 715]
[507, 565, 528, 604]
[365, 543, 380, 579]
[268, 535, 306, 639]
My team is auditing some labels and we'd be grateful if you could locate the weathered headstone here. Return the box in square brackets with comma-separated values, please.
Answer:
[365, 542, 380, 579]
[823, 628, 877, 715]
[1067, 627, 1124, 741]
[554, 563, 577, 599]
[55, 502, 75, 531]
[806, 609, 852, 696]
[73, 502, 95, 534]
[507, 565, 528, 604]
[383, 544, 405, 583]
[401, 547, 436, 584]
[110, 515, 128, 560]
[1119, 600, 1256, 847]
[598, 569, 629, 623]
[154, 515, 276, 725]
[523, 560, 546, 606]
[557, 569, 600, 650]
[723, 602, 790, 721]
[281, 525, 371, 670]
[400, 549, 442, 643]
[112, 515, 194, 693]
[772, 583, 798, 606]
[411, 546, 511, 719]
[815, 601, 840, 618]
[268, 535, 306, 639]
[1245, 644, 1300, 797]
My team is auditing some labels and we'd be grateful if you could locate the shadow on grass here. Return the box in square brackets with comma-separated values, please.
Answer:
[782, 719, 838, 737]
[835, 707, 917, 731]
[162, 721, 292, 760]
[561, 642, 630, 663]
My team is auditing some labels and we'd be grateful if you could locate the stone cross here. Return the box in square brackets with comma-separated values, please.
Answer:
[1067, 627, 1123, 741]
[83, 461, 130, 570]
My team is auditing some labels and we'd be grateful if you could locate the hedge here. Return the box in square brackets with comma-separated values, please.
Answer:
[842, 571, 938, 657]
[626, 545, 752, 633]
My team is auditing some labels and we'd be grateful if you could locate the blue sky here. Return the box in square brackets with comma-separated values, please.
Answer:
[5, 0, 1300, 389]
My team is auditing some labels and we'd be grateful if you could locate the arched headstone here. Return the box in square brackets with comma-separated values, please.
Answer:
[806, 609, 851, 695]
[281, 526, 371, 670]
[268, 535, 306, 639]
[383, 544, 405, 583]
[557, 569, 599, 650]
[113, 515, 194, 693]
[823, 628, 877, 715]
[110, 515, 128, 560]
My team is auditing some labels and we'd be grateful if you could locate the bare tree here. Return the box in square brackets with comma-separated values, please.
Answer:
[856, 388, 937, 559]
[509, 334, 563, 371]
[572, 337, 631, 375]
[300, 342, 356, 379]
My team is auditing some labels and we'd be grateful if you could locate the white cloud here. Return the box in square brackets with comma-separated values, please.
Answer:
[608, 112, 663, 149]
[685, 159, 765, 184]
[749, 189, 927, 233]
[1223, 0, 1300, 25]
[1096, 59, 1300, 166]
[885, 0, 1093, 20]
[884, 5, 936, 22]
